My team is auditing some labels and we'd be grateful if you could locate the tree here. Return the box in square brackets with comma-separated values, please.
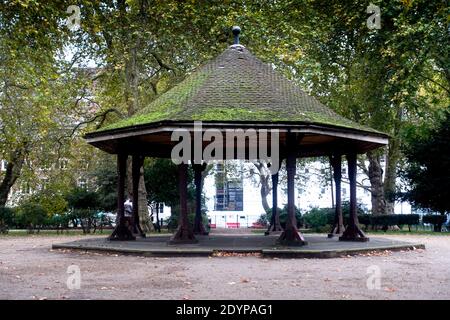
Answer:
[144, 158, 196, 219]
[284, 0, 449, 215]
[0, 2, 94, 206]
[402, 110, 450, 216]
[66, 187, 99, 233]
[17, 202, 47, 233]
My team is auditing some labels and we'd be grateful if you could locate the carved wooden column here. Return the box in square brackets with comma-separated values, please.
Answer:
[328, 154, 345, 238]
[339, 153, 369, 242]
[109, 153, 135, 241]
[193, 163, 208, 235]
[265, 172, 283, 235]
[132, 155, 146, 238]
[277, 133, 307, 246]
[169, 163, 197, 244]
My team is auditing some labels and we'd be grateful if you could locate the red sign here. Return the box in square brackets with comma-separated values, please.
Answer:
[226, 222, 240, 228]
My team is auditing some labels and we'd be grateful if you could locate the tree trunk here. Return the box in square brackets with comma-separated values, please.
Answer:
[253, 162, 271, 212]
[127, 160, 153, 233]
[384, 136, 401, 215]
[0, 148, 27, 207]
[367, 151, 386, 215]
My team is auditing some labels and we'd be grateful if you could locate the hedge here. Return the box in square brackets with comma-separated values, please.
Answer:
[300, 207, 422, 232]
[423, 214, 448, 232]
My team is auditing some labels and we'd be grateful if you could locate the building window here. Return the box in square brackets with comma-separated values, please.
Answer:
[40, 178, 48, 191]
[21, 183, 31, 194]
[214, 177, 244, 211]
[1, 160, 7, 172]
[343, 188, 347, 196]
[78, 178, 87, 189]
[59, 159, 68, 170]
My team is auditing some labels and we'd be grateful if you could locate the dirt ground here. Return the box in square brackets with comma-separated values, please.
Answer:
[0, 234, 449, 300]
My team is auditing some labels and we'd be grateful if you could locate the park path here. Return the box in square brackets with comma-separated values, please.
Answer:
[0, 234, 449, 300]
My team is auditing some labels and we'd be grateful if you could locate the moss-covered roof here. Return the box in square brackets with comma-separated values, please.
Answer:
[95, 45, 380, 134]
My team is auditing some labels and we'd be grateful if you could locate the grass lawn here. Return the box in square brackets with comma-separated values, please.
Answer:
[251, 227, 450, 236]
[0, 228, 171, 237]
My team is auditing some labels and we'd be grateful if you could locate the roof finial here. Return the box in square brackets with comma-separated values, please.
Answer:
[232, 26, 241, 45]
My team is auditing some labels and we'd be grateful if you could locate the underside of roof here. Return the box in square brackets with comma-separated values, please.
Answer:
[85, 121, 388, 158]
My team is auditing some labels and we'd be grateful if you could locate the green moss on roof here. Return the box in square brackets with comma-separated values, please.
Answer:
[94, 46, 382, 135]
[100, 69, 212, 131]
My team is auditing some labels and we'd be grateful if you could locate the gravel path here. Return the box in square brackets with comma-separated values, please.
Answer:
[0, 234, 449, 300]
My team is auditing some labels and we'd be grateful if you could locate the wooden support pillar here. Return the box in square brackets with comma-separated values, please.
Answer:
[339, 153, 369, 242]
[169, 163, 197, 244]
[132, 155, 146, 238]
[193, 163, 208, 235]
[109, 153, 135, 241]
[277, 133, 307, 246]
[328, 154, 345, 238]
[265, 172, 283, 235]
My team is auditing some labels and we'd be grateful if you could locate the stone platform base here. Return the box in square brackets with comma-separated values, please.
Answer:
[52, 234, 424, 259]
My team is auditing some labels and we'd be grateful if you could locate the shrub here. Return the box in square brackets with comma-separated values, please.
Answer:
[17, 202, 47, 233]
[257, 212, 270, 227]
[303, 207, 333, 231]
[358, 214, 372, 230]
[47, 214, 71, 233]
[423, 214, 447, 232]
[397, 214, 420, 231]
[66, 188, 100, 234]
[0, 206, 14, 234]
[264, 205, 303, 229]
[370, 215, 399, 231]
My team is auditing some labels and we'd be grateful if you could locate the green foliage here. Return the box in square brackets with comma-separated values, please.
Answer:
[89, 155, 118, 212]
[144, 159, 181, 207]
[397, 214, 420, 229]
[403, 111, 450, 215]
[0, 206, 14, 233]
[262, 205, 303, 229]
[144, 158, 196, 226]
[30, 188, 68, 217]
[423, 214, 448, 232]
[65, 188, 100, 234]
[302, 207, 333, 231]
[66, 188, 99, 210]
[358, 214, 372, 230]
[370, 215, 400, 231]
[17, 202, 47, 233]
[0, 0, 448, 226]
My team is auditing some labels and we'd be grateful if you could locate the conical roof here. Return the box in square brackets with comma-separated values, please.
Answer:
[96, 45, 378, 133]
[85, 42, 388, 157]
